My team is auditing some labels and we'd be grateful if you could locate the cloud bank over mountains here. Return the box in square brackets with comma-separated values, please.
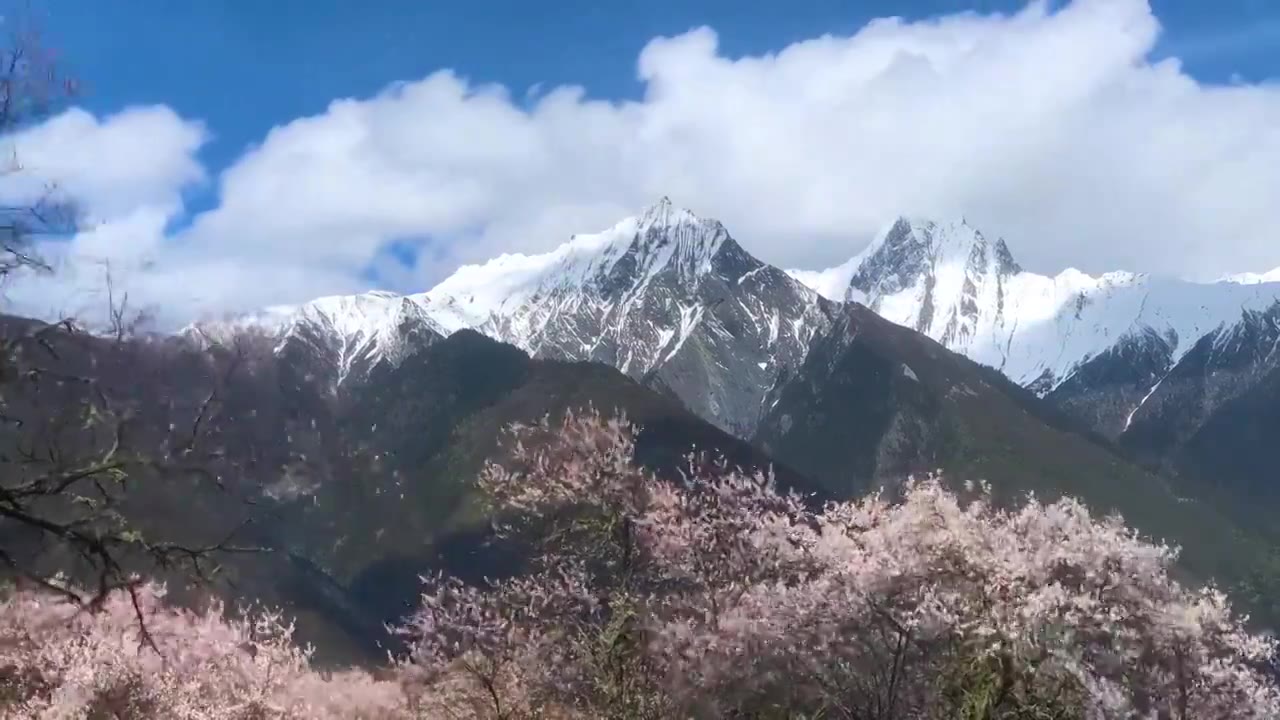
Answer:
[5, 0, 1280, 327]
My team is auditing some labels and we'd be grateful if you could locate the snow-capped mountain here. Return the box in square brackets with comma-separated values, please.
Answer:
[193, 199, 837, 434]
[1220, 267, 1280, 285]
[191, 202, 1280, 447]
[787, 217, 1280, 439]
[186, 291, 449, 391]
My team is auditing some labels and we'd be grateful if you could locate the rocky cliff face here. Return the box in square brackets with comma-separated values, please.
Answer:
[191, 199, 838, 436]
[790, 218, 1280, 460]
[189, 202, 1280, 495]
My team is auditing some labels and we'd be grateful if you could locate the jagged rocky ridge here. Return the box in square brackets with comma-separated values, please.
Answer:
[791, 220, 1277, 394]
[788, 217, 1280, 450]
[190, 199, 838, 436]
[191, 203, 1280, 464]
[185, 291, 449, 392]
[147, 202, 1280, 629]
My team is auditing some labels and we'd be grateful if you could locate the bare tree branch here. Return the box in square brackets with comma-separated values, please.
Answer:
[0, 3, 79, 285]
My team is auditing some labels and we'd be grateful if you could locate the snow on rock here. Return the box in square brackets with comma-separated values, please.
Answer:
[788, 217, 1280, 394]
[187, 199, 835, 436]
[1220, 267, 1280, 285]
[183, 290, 451, 387]
[185, 201, 1280, 440]
[420, 195, 730, 355]
[417, 197, 835, 434]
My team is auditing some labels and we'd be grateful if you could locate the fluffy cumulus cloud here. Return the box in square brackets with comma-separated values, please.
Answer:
[7, 0, 1280, 327]
[7, 106, 207, 218]
[0, 106, 208, 323]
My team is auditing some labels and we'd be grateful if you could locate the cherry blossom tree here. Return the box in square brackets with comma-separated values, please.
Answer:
[4, 409, 1276, 718]
[397, 410, 1280, 719]
[0, 580, 411, 719]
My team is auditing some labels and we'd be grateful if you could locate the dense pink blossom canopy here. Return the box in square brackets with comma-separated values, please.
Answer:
[2, 410, 1276, 718]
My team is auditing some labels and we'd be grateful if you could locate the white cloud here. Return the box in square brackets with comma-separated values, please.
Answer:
[9, 0, 1280, 326]
[3, 106, 207, 219]
[0, 106, 207, 323]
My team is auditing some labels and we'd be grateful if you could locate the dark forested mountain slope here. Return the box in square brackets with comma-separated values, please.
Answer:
[0, 318, 808, 664]
[753, 304, 1280, 622]
[190, 204, 1280, 527]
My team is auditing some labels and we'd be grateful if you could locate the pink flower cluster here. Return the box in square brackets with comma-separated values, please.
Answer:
[3, 409, 1277, 718]
[400, 410, 1280, 718]
[0, 582, 409, 719]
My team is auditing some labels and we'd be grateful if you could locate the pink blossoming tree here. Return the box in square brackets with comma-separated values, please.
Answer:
[397, 410, 1280, 719]
[2, 410, 1277, 718]
[0, 580, 410, 718]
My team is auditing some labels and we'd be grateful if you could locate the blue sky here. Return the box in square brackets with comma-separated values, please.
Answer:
[7, 0, 1280, 325]
[42, 0, 1278, 218]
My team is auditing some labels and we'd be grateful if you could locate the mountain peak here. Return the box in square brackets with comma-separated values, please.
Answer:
[854, 217, 1022, 285]
[993, 236, 1022, 275]
[1220, 267, 1280, 285]
[636, 196, 707, 234]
